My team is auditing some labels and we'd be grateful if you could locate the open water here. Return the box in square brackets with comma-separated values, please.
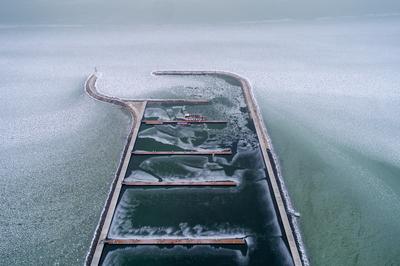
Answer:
[1, 16, 400, 265]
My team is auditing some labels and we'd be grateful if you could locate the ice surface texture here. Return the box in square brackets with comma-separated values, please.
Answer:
[1, 16, 400, 265]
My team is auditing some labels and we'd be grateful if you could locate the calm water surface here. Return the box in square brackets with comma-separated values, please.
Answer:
[1, 16, 400, 265]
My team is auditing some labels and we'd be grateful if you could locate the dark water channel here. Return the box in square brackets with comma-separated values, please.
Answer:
[100, 87, 294, 265]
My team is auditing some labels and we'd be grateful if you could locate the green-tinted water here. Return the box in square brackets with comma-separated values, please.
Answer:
[3, 18, 399, 265]
[97, 75, 296, 265]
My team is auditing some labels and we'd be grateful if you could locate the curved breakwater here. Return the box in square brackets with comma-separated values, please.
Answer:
[85, 70, 308, 266]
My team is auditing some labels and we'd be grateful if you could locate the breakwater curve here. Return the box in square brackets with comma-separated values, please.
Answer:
[84, 70, 308, 266]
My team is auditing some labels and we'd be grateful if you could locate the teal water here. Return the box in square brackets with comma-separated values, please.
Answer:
[1, 17, 400, 265]
[262, 97, 400, 265]
[98, 74, 296, 265]
[101, 245, 247, 266]
[136, 124, 229, 152]
[125, 154, 253, 182]
[109, 184, 280, 240]
[103, 183, 292, 265]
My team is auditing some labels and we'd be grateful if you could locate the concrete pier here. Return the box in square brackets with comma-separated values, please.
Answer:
[85, 70, 305, 266]
[142, 119, 227, 125]
[132, 149, 232, 155]
[85, 74, 147, 265]
[146, 99, 209, 104]
[122, 180, 237, 187]
[104, 238, 246, 245]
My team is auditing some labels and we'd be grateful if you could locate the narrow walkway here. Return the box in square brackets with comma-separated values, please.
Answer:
[122, 180, 237, 187]
[132, 149, 232, 155]
[142, 119, 227, 125]
[104, 238, 246, 245]
[146, 99, 209, 104]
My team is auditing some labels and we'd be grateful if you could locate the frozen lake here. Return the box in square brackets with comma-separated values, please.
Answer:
[1, 15, 400, 265]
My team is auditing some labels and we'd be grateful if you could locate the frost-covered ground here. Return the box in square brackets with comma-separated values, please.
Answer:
[1, 16, 400, 265]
